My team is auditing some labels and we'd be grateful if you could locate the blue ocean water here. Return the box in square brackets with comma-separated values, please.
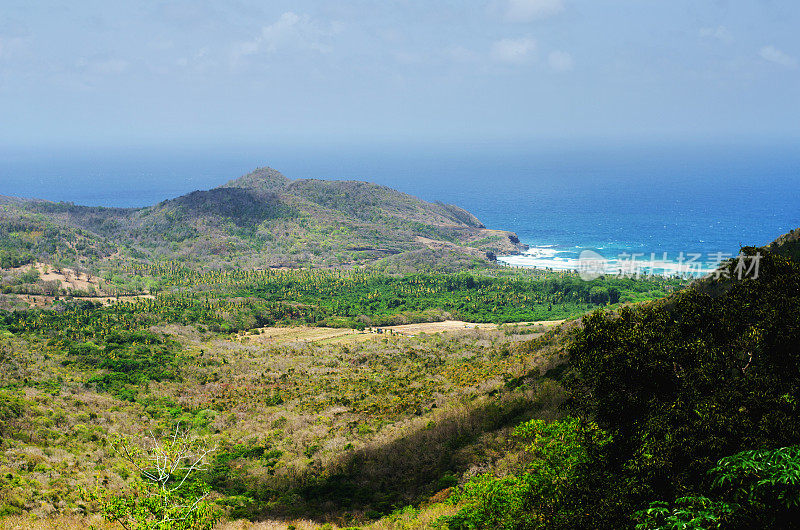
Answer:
[1, 141, 798, 271]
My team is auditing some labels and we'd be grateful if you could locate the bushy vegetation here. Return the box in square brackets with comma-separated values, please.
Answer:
[553, 248, 800, 527]
[0, 215, 115, 269]
[0, 290, 572, 524]
[7, 240, 788, 528]
[635, 445, 800, 529]
[440, 416, 610, 529]
[87, 426, 219, 529]
[391, 246, 800, 529]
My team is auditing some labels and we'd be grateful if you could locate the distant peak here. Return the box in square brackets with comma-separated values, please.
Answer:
[221, 167, 290, 192]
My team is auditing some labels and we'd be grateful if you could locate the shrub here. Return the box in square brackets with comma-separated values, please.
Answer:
[86, 424, 220, 530]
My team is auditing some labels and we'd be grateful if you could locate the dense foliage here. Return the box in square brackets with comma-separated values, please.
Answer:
[547, 248, 800, 528]
[0, 215, 115, 268]
[0, 276, 573, 524]
[112, 263, 682, 326]
[400, 247, 799, 530]
[441, 417, 610, 529]
[636, 445, 800, 529]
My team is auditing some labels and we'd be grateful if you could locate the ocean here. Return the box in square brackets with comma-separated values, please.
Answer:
[2, 141, 799, 275]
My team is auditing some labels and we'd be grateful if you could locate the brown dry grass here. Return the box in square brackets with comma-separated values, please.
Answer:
[20, 293, 155, 308]
[0, 516, 334, 530]
[0, 509, 463, 530]
[4, 262, 155, 307]
[234, 320, 565, 346]
[379, 319, 563, 336]
[0, 514, 119, 529]
[218, 519, 337, 529]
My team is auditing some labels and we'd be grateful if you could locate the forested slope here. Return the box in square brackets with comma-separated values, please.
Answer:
[427, 233, 800, 529]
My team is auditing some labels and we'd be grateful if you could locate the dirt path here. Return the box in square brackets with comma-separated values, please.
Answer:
[238, 326, 364, 345]
[377, 319, 564, 335]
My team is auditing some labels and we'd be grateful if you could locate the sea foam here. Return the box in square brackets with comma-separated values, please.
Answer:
[498, 246, 719, 278]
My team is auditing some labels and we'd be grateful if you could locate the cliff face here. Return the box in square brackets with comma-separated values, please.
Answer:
[1, 167, 526, 268]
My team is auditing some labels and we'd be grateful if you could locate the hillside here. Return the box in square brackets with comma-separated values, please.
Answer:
[768, 226, 800, 261]
[0, 199, 687, 529]
[0, 167, 525, 269]
[399, 229, 800, 530]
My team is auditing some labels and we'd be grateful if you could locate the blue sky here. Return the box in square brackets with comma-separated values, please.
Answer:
[1, 0, 799, 148]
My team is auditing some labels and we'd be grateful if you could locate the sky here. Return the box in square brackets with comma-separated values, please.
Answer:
[1, 0, 799, 149]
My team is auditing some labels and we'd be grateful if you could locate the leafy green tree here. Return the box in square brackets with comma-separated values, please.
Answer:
[565, 249, 800, 528]
[710, 445, 800, 527]
[636, 445, 800, 529]
[589, 286, 610, 305]
[635, 496, 733, 530]
[441, 417, 611, 529]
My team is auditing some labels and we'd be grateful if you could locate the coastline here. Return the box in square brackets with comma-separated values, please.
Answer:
[498, 244, 722, 278]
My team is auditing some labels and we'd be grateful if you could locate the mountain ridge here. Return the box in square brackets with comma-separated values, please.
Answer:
[0, 167, 526, 269]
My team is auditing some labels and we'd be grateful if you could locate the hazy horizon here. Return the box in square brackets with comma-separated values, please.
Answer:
[3, 138, 799, 204]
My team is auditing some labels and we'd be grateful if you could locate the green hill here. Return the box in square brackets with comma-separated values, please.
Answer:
[1, 167, 525, 269]
[421, 230, 800, 530]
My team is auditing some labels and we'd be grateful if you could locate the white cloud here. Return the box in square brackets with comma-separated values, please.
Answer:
[491, 37, 537, 64]
[504, 0, 564, 22]
[759, 45, 797, 68]
[232, 12, 339, 64]
[699, 26, 732, 43]
[548, 50, 573, 71]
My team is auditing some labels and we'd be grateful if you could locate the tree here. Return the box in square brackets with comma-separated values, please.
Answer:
[87, 424, 219, 530]
[589, 285, 609, 305]
[607, 286, 621, 304]
[635, 446, 800, 529]
[441, 417, 611, 529]
[566, 250, 800, 527]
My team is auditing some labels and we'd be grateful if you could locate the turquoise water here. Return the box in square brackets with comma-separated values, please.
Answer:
[2, 141, 798, 271]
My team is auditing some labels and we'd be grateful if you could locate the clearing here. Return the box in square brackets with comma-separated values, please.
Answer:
[236, 319, 566, 345]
